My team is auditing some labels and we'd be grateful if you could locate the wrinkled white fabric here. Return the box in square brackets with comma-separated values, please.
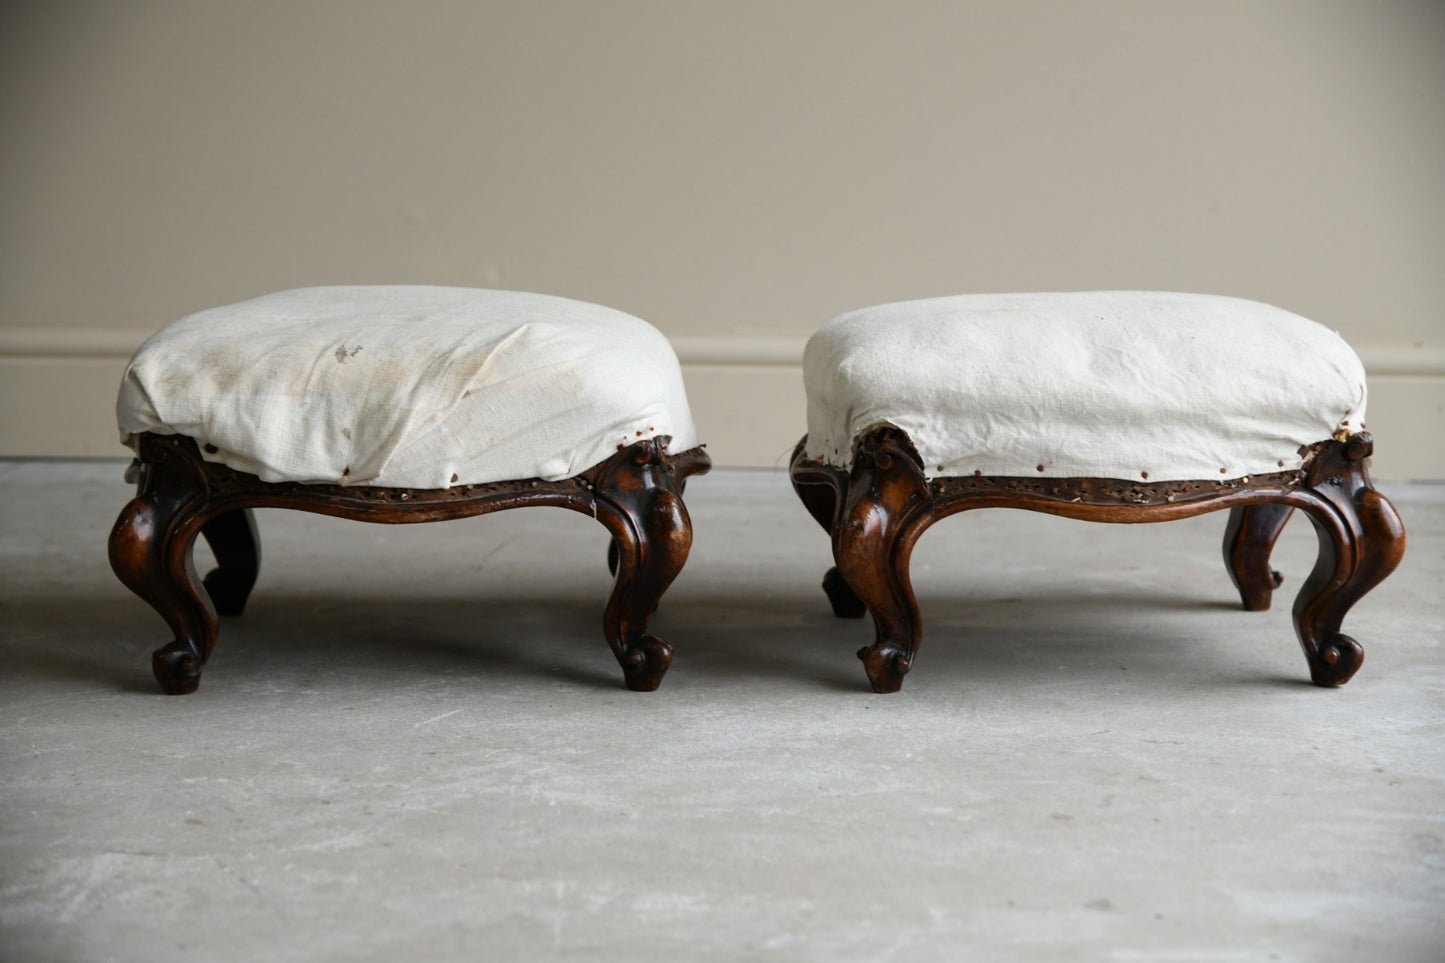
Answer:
[118, 286, 699, 487]
[804, 291, 1367, 482]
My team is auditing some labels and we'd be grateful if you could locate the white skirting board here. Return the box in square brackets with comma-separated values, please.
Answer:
[1, 332, 1441, 480]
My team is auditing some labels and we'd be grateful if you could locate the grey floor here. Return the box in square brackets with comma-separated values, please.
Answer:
[2, 461, 1442, 962]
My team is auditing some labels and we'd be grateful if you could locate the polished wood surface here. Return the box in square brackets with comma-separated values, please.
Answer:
[110, 433, 710, 694]
[790, 427, 1406, 693]
[1222, 503, 1293, 611]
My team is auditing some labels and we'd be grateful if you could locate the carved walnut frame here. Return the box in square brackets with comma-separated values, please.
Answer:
[110, 433, 710, 694]
[790, 426, 1405, 694]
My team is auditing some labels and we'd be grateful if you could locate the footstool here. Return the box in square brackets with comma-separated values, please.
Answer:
[789, 291, 1405, 693]
[109, 286, 709, 693]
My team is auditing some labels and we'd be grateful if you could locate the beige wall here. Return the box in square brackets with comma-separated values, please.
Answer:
[2, 0, 1442, 476]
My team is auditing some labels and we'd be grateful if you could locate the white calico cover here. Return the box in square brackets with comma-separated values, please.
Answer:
[803, 291, 1367, 482]
[118, 286, 699, 488]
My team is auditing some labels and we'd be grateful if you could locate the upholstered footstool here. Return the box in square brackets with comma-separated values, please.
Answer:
[110, 286, 709, 693]
[789, 291, 1405, 693]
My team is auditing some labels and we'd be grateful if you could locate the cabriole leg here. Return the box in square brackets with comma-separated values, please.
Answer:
[1292, 434, 1406, 685]
[789, 441, 866, 619]
[831, 431, 934, 694]
[108, 448, 219, 694]
[592, 440, 705, 691]
[200, 509, 261, 616]
[1223, 503, 1294, 611]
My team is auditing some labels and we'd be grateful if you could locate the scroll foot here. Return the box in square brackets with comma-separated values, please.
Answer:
[619, 635, 675, 692]
[152, 640, 206, 695]
[857, 642, 912, 694]
[1303, 634, 1366, 687]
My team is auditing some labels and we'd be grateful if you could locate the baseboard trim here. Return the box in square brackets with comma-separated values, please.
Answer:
[2, 327, 1442, 376]
[0, 328, 820, 366]
[2, 330, 1440, 477]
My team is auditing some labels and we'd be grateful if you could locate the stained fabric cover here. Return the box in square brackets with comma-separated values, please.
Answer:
[803, 291, 1367, 482]
[118, 286, 699, 488]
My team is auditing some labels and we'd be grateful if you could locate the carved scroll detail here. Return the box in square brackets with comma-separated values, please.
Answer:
[589, 437, 705, 691]
[109, 441, 215, 693]
[1287, 433, 1405, 685]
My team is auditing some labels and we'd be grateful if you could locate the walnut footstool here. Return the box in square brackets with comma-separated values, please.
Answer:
[789, 291, 1405, 693]
[110, 286, 709, 693]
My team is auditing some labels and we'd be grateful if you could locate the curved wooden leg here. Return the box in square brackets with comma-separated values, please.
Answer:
[831, 431, 935, 693]
[1292, 434, 1406, 685]
[1223, 503, 1293, 610]
[607, 454, 700, 583]
[200, 509, 261, 616]
[821, 566, 867, 619]
[592, 442, 702, 691]
[789, 438, 866, 619]
[108, 450, 219, 694]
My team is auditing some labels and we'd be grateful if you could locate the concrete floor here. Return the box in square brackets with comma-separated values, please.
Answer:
[1, 461, 1442, 962]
